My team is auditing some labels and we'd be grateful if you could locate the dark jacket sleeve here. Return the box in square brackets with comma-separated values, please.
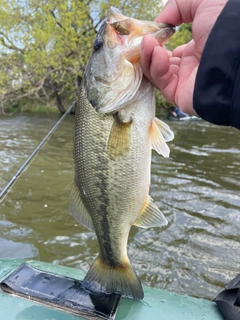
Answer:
[193, 0, 240, 130]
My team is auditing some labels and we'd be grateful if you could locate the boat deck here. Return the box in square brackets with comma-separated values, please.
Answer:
[0, 259, 223, 320]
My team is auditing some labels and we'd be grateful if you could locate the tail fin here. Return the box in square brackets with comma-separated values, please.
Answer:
[82, 256, 144, 300]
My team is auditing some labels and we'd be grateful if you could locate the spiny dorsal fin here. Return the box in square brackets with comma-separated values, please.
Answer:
[134, 196, 168, 228]
[69, 179, 94, 231]
[107, 115, 132, 161]
[150, 117, 174, 158]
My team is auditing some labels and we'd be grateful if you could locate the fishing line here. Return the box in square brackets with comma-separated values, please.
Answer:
[0, 102, 75, 202]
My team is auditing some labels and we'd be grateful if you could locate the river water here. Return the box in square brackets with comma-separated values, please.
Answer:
[0, 113, 239, 300]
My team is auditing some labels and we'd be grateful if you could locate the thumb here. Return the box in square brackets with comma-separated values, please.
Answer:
[155, 0, 196, 25]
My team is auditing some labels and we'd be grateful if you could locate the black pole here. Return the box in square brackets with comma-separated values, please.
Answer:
[0, 102, 75, 202]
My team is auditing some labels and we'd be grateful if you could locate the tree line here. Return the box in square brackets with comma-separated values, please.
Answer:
[0, 0, 191, 114]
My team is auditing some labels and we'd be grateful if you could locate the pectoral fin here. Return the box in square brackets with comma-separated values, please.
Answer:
[69, 179, 94, 231]
[134, 196, 168, 228]
[150, 117, 174, 157]
[108, 115, 132, 161]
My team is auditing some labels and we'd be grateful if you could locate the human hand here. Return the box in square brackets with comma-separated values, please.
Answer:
[140, 0, 228, 115]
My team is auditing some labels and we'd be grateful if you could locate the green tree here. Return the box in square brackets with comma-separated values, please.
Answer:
[0, 0, 164, 113]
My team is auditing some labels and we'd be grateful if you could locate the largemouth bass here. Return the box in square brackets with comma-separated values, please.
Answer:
[69, 7, 175, 300]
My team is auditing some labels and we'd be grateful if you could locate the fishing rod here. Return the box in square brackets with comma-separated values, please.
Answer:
[0, 102, 75, 202]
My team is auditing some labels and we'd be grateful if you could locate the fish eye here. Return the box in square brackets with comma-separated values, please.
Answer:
[93, 38, 103, 52]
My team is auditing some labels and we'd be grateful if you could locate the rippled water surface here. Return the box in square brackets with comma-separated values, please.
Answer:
[0, 113, 239, 300]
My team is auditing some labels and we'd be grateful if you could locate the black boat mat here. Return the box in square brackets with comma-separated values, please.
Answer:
[0, 263, 121, 320]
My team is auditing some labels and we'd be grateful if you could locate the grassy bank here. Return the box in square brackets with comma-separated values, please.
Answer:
[2, 94, 172, 117]
[18, 103, 59, 113]
[3, 99, 67, 114]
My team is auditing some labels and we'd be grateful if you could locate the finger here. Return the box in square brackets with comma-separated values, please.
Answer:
[140, 35, 160, 85]
[170, 56, 181, 67]
[155, 0, 184, 26]
[172, 44, 188, 58]
[155, 0, 199, 25]
[150, 45, 178, 104]
[174, 41, 200, 113]
[165, 49, 173, 58]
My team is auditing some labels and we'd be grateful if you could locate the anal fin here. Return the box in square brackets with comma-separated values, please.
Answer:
[134, 196, 168, 228]
[69, 179, 94, 231]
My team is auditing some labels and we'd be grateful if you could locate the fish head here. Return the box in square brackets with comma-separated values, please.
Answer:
[83, 7, 175, 114]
